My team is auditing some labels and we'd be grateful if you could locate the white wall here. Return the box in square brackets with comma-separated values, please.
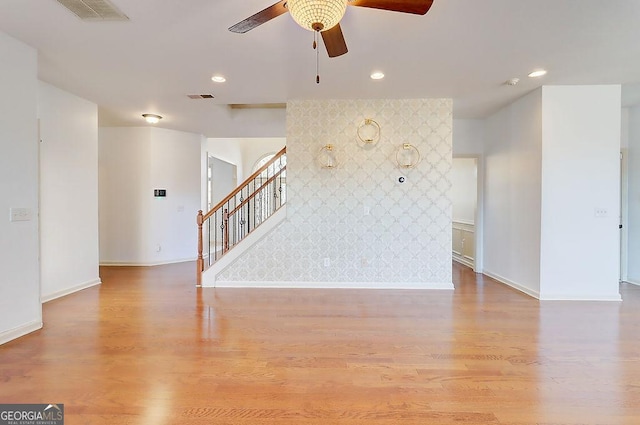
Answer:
[38, 82, 100, 302]
[238, 138, 286, 178]
[204, 138, 244, 182]
[215, 99, 453, 288]
[539, 86, 621, 300]
[451, 158, 477, 224]
[99, 127, 151, 264]
[99, 127, 201, 265]
[0, 32, 41, 344]
[484, 89, 543, 297]
[453, 119, 485, 155]
[627, 106, 640, 285]
[621, 108, 629, 283]
[621, 108, 629, 149]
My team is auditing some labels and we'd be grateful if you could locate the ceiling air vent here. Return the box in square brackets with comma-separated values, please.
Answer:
[187, 94, 215, 99]
[56, 0, 129, 21]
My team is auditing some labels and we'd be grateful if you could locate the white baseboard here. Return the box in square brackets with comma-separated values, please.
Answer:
[41, 278, 102, 303]
[453, 256, 474, 270]
[538, 293, 622, 301]
[482, 270, 541, 299]
[0, 320, 42, 346]
[100, 257, 196, 267]
[624, 279, 640, 287]
[484, 270, 622, 301]
[212, 280, 455, 290]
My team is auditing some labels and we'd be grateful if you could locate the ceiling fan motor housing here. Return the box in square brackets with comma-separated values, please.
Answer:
[287, 0, 348, 31]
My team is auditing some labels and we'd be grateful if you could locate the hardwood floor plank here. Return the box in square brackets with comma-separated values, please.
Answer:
[1, 262, 639, 424]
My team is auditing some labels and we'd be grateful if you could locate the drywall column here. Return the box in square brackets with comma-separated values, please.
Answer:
[627, 106, 640, 285]
[39, 82, 100, 302]
[539, 85, 621, 300]
[483, 90, 543, 297]
[0, 32, 41, 344]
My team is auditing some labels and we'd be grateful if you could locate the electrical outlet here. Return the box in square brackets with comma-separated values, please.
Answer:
[323, 258, 330, 267]
[361, 257, 368, 267]
[363, 206, 370, 216]
[156, 245, 162, 252]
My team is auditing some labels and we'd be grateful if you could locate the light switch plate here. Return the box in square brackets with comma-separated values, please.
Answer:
[10, 208, 32, 222]
[594, 208, 608, 218]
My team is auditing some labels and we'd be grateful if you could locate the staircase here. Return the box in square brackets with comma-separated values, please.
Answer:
[196, 147, 286, 285]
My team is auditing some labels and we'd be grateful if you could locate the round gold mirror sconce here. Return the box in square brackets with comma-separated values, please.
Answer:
[318, 144, 337, 169]
[395, 143, 421, 169]
[357, 118, 381, 146]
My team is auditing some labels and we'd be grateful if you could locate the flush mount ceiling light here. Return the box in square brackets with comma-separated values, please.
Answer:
[370, 71, 385, 80]
[288, 0, 348, 32]
[528, 69, 547, 78]
[211, 75, 226, 83]
[142, 114, 162, 124]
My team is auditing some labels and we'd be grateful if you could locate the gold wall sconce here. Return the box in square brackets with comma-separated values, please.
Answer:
[318, 144, 337, 169]
[395, 143, 421, 169]
[357, 118, 381, 146]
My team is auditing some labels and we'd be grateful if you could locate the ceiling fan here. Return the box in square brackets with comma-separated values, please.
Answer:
[229, 0, 434, 58]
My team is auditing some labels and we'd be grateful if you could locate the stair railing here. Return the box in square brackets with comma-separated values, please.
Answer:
[197, 147, 286, 285]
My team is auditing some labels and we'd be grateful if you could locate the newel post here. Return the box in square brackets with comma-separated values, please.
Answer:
[196, 210, 204, 286]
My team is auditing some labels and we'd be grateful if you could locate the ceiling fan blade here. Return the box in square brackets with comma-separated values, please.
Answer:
[229, 0, 288, 33]
[348, 0, 434, 15]
[321, 24, 348, 58]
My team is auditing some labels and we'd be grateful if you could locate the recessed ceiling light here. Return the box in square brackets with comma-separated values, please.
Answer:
[370, 71, 385, 80]
[142, 113, 162, 124]
[528, 69, 547, 78]
[211, 75, 226, 83]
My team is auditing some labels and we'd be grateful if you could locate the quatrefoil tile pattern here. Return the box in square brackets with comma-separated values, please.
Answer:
[217, 99, 453, 287]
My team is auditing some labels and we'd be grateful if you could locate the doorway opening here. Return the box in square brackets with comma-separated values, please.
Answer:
[451, 156, 482, 272]
[207, 156, 237, 211]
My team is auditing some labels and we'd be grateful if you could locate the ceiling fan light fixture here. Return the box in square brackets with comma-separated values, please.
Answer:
[287, 0, 348, 32]
[142, 113, 162, 124]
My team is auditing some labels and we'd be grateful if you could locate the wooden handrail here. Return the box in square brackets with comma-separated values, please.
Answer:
[203, 146, 286, 222]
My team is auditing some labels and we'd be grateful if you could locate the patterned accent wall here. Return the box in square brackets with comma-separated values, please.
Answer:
[217, 99, 453, 288]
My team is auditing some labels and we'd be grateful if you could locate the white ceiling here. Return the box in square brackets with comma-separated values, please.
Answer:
[1, 0, 640, 137]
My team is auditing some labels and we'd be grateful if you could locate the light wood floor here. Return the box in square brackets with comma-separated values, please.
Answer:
[1, 263, 639, 425]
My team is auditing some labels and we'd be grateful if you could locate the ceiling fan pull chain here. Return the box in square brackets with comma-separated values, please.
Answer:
[315, 30, 320, 84]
